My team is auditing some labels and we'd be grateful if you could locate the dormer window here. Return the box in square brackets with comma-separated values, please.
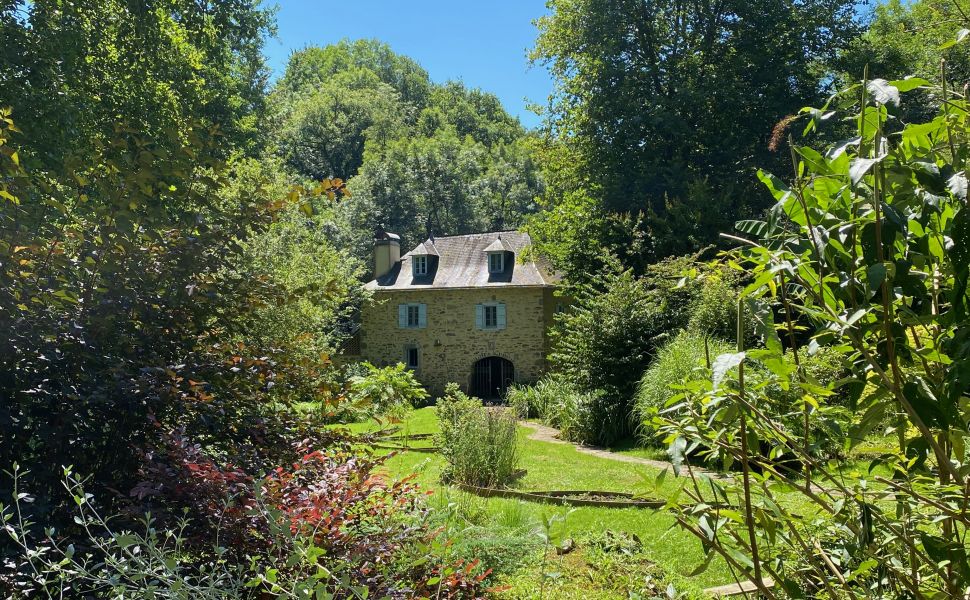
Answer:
[413, 255, 428, 277]
[488, 252, 505, 273]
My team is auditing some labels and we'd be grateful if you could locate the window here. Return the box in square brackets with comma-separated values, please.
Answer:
[413, 255, 428, 276]
[398, 303, 427, 329]
[488, 252, 504, 273]
[405, 346, 419, 369]
[475, 302, 506, 330]
[484, 305, 498, 328]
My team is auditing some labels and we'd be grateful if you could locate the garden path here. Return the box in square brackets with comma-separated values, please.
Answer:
[519, 421, 728, 481]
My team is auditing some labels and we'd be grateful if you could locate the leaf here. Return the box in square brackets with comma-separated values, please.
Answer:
[114, 533, 139, 549]
[746, 297, 782, 354]
[866, 79, 900, 106]
[667, 437, 687, 475]
[795, 146, 831, 175]
[940, 28, 970, 49]
[712, 352, 745, 391]
[948, 173, 967, 200]
[825, 136, 861, 160]
[735, 220, 768, 238]
[849, 157, 880, 186]
[888, 77, 930, 92]
[951, 208, 970, 320]
[756, 169, 792, 203]
[867, 262, 887, 289]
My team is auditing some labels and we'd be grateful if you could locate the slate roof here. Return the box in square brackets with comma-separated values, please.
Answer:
[365, 231, 559, 291]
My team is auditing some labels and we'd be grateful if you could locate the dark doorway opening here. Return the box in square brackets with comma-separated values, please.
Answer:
[470, 357, 515, 400]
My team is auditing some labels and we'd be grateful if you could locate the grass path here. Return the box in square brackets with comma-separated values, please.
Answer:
[332, 408, 734, 596]
[519, 421, 728, 480]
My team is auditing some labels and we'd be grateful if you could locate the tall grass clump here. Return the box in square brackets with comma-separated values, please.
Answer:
[506, 376, 619, 446]
[635, 332, 733, 445]
[436, 384, 520, 488]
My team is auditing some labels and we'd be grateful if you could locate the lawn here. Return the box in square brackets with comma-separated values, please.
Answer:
[329, 407, 732, 597]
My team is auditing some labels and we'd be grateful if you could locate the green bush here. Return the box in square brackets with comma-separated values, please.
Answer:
[348, 362, 429, 419]
[763, 345, 851, 459]
[686, 271, 741, 340]
[548, 256, 744, 446]
[635, 332, 734, 446]
[505, 376, 619, 446]
[436, 384, 520, 487]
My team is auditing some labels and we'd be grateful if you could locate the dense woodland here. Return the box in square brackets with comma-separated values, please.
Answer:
[2, 0, 970, 598]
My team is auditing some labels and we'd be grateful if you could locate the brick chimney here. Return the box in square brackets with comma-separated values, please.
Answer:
[373, 225, 401, 280]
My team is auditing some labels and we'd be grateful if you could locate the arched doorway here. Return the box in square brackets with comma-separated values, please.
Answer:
[470, 357, 515, 400]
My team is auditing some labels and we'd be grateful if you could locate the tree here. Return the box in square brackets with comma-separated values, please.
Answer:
[837, 0, 970, 123]
[530, 0, 861, 270]
[276, 39, 432, 108]
[276, 71, 406, 180]
[0, 0, 274, 164]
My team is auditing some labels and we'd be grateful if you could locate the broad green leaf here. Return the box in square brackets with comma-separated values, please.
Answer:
[795, 145, 831, 175]
[888, 77, 930, 92]
[948, 173, 967, 200]
[866, 79, 900, 107]
[746, 297, 782, 354]
[849, 157, 880, 186]
[735, 220, 768, 238]
[940, 28, 970, 49]
[712, 352, 745, 391]
[825, 136, 860, 160]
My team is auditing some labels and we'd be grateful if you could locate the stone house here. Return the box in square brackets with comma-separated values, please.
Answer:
[353, 228, 561, 398]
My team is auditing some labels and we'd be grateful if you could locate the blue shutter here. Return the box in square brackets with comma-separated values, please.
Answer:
[398, 304, 407, 328]
[475, 304, 484, 329]
[418, 304, 427, 328]
[496, 303, 507, 329]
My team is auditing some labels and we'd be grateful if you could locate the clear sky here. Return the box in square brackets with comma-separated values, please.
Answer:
[263, 1, 554, 129]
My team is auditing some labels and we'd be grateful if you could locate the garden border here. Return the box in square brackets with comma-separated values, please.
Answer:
[455, 483, 666, 508]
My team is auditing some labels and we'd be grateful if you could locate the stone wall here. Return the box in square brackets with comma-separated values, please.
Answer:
[359, 286, 557, 397]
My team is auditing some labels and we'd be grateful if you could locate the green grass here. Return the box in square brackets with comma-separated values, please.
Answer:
[329, 408, 731, 594]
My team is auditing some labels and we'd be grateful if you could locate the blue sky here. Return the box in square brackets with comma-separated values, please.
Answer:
[263, 1, 554, 129]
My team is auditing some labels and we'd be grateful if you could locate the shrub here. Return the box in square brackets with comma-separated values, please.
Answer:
[686, 271, 741, 340]
[548, 268, 665, 444]
[506, 376, 619, 446]
[436, 384, 520, 487]
[505, 375, 571, 421]
[549, 256, 743, 445]
[348, 362, 429, 419]
[3, 449, 490, 600]
[635, 332, 734, 445]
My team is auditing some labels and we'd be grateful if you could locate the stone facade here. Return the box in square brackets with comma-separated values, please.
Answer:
[358, 286, 560, 397]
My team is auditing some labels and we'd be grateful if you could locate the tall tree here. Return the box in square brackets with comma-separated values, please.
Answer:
[530, 0, 861, 268]
[0, 0, 274, 164]
[837, 0, 970, 123]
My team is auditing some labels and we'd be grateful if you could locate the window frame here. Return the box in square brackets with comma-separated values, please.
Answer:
[405, 345, 419, 369]
[483, 304, 498, 328]
[412, 255, 428, 277]
[406, 304, 420, 328]
[398, 303, 426, 329]
[476, 301, 505, 330]
[487, 252, 505, 273]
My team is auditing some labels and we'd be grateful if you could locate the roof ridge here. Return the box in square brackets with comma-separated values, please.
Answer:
[429, 229, 522, 239]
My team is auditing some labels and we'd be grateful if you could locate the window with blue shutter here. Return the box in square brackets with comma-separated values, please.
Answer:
[476, 302, 506, 330]
[399, 303, 427, 329]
